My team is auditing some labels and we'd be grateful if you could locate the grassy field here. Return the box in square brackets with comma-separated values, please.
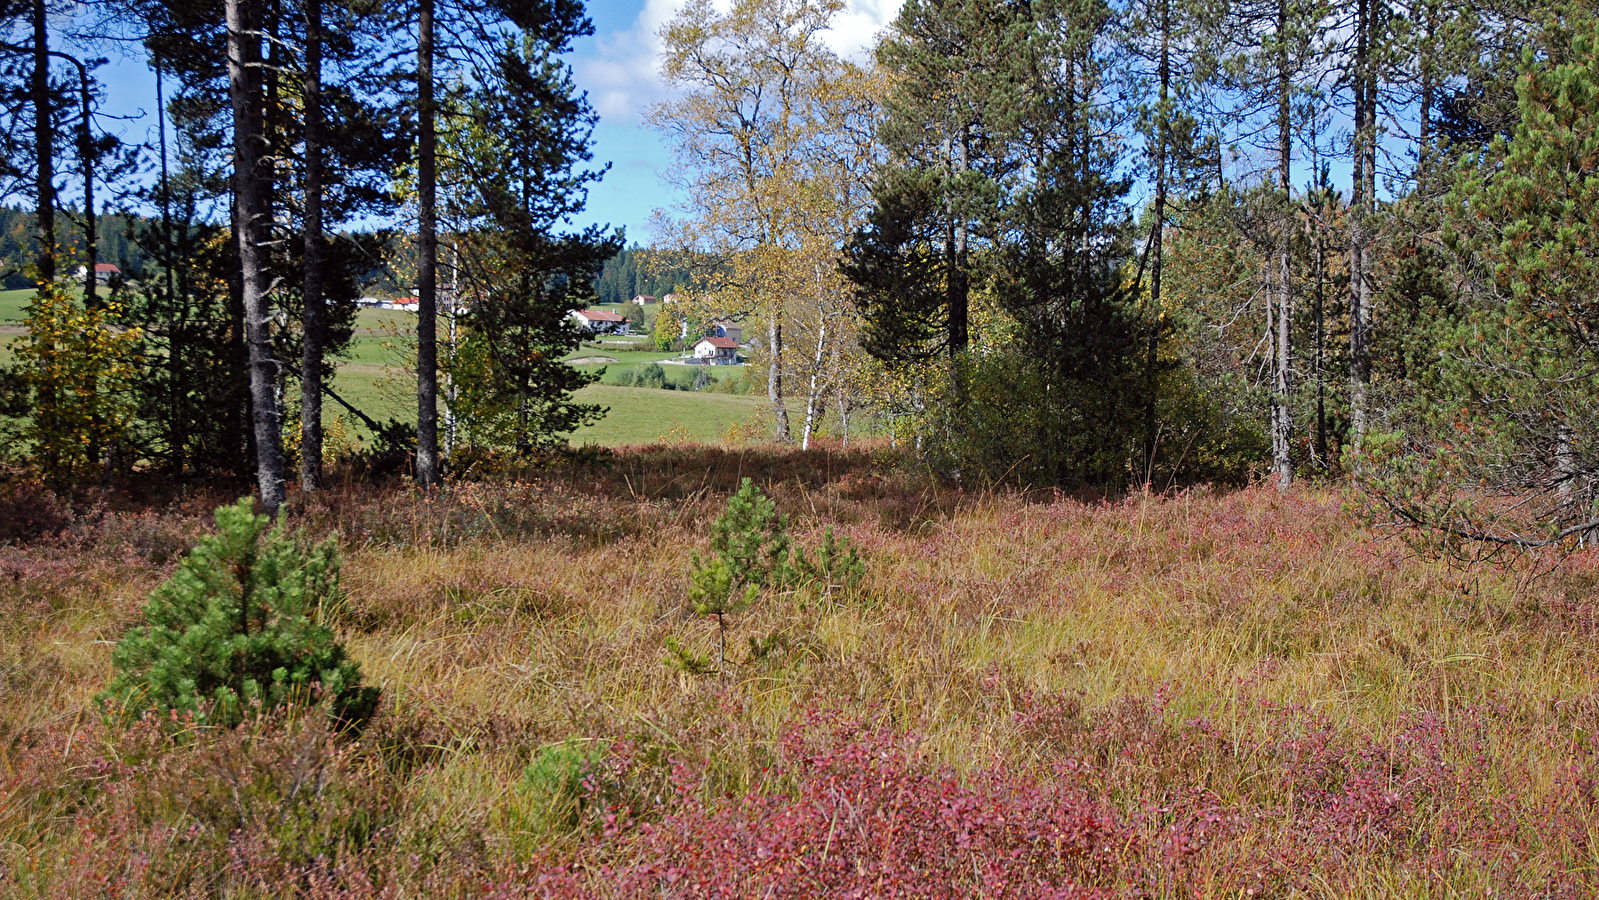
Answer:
[3, 301, 781, 447]
[0, 287, 30, 325]
[0, 288, 33, 365]
[6, 453, 1599, 896]
[326, 308, 779, 445]
[570, 384, 772, 445]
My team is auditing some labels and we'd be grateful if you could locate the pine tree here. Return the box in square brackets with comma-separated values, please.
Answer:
[102, 497, 379, 727]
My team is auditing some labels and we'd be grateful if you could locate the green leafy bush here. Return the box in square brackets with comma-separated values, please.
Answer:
[101, 497, 379, 728]
[636, 362, 668, 389]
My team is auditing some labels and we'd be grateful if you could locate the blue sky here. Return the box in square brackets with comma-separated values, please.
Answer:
[92, 0, 903, 246]
[567, 0, 900, 242]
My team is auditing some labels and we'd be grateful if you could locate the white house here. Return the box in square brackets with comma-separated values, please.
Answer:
[571, 308, 630, 334]
[693, 336, 740, 364]
[631, 294, 658, 305]
[73, 262, 121, 284]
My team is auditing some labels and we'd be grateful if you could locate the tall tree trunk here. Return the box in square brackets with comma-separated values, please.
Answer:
[156, 54, 183, 477]
[1313, 194, 1327, 467]
[768, 312, 790, 441]
[948, 129, 969, 355]
[227, 0, 287, 512]
[65, 55, 107, 483]
[71, 62, 95, 308]
[31, 0, 53, 282]
[444, 245, 458, 460]
[1418, 5, 1433, 155]
[801, 317, 826, 451]
[1143, 0, 1170, 484]
[300, 0, 326, 491]
[1348, 0, 1373, 454]
[1272, 0, 1294, 487]
[415, 0, 440, 486]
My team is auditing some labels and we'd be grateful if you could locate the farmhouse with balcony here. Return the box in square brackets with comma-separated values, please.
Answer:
[693, 336, 740, 364]
[571, 308, 630, 334]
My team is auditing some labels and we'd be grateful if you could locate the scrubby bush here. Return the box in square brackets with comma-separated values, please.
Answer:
[635, 362, 668, 389]
[101, 497, 379, 728]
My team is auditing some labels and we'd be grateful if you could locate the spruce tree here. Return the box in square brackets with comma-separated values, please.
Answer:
[437, 24, 619, 456]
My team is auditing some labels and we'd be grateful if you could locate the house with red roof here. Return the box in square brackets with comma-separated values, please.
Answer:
[74, 262, 121, 284]
[693, 335, 740, 364]
[571, 308, 630, 335]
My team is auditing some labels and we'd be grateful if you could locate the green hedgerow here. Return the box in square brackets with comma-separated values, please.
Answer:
[101, 497, 379, 728]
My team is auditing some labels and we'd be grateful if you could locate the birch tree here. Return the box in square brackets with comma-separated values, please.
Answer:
[649, 0, 875, 444]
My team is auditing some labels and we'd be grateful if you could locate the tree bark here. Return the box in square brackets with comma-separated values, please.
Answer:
[1143, 0, 1170, 484]
[31, 0, 53, 283]
[227, 0, 287, 512]
[1272, 0, 1294, 487]
[768, 312, 790, 441]
[300, 0, 326, 491]
[948, 128, 969, 355]
[156, 54, 184, 477]
[801, 318, 825, 451]
[1348, 0, 1374, 454]
[60, 57, 95, 310]
[415, 0, 440, 486]
[1313, 192, 1327, 467]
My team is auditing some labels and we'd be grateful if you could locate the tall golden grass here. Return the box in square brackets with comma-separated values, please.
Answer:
[4, 445, 1599, 896]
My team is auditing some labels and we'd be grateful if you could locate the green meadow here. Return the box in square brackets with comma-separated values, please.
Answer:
[2, 301, 803, 448]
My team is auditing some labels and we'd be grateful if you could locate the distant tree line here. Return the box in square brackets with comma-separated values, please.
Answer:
[593, 245, 698, 306]
[0, 206, 148, 289]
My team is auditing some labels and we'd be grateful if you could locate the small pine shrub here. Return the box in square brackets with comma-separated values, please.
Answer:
[673, 479, 867, 671]
[707, 477, 791, 587]
[101, 497, 380, 728]
[788, 526, 866, 600]
[680, 478, 790, 671]
[517, 739, 605, 835]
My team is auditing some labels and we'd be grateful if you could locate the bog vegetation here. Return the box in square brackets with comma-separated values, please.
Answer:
[4, 450, 1599, 895]
[3, 0, 1599, 893]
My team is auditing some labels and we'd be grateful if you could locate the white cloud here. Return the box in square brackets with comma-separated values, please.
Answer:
[823, 0, 900, 60]
[574, 0, 902, 123]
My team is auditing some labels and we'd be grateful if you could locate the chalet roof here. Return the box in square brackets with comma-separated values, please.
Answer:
[95, 263, 120, 273]
[699, 336, 739, 349]
[577, 308, 625, 322]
